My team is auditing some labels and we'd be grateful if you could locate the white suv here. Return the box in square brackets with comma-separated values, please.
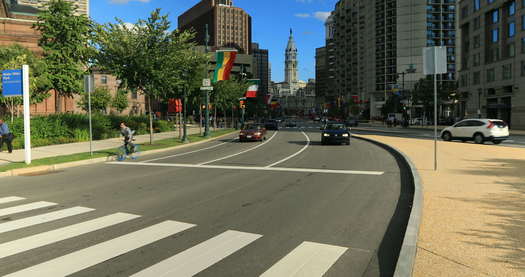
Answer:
[440, 119, 509, 144]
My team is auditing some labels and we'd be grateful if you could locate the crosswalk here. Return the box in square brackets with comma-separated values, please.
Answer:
[0, 196, 349, 276]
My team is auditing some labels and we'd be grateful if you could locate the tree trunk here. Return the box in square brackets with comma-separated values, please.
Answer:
[199, 104, 203, 136]
[148, 95, 153, 144]
[214, 106, 217, 130]
[55, 91, 62, 113]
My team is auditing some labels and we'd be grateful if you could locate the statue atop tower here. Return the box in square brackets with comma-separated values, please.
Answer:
[285, 28, 298, 84]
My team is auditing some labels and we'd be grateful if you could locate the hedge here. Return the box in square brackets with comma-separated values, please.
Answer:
[5, 113, 173, 149]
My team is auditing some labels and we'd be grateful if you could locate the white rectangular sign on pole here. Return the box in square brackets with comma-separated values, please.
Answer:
[22, 65, 31, 165]
[423, 46, 447, 75]
[423, 46, 447, 171]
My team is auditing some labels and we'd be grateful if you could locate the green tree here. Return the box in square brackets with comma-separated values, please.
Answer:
[77, 87, 112, 113]
[213, 77, 248, 123]
[93, 9, 208, 143]
[111, 90, 129, 113]
[0, 44, 51, 121]
[412, 76, 457, 118]
[33, 0, 92, 112]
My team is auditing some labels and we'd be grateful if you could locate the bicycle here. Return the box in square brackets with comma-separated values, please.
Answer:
[116, 140, 141, 161]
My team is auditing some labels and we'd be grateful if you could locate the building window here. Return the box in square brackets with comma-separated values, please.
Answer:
[509, 1, 516, 16]
[474, 35, 481, 48]
[509, 22, 516, 37]
[492, 28, 499, 42]
[521, 61, 525, 77]
[474, 16, 481, 29]
[487, 68, 496, 82]
[509, 43, 516, 57]
[492, 9, 499, 23]
[522, 37, 525, 53]
[473, 53, 481, 66]
[523, 15, 525, 30]
[473, 71, 481, 84]
[474, 0, 480, 11]
[101, 76, 108, 84]
[502, 64, 512, 80]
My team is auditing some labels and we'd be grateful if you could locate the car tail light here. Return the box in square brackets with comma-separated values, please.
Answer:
[487, 121, 495, 129]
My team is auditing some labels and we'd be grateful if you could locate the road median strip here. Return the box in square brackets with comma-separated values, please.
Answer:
[0, 129, 237, 177]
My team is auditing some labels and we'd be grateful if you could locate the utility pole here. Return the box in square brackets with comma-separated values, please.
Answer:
[182, 84, 189, 143]
[204, 24, 211, 138]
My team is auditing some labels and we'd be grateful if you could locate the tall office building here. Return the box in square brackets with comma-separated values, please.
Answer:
[316, 12, 336, 105]
[331, 0, 457, 118]
[13, 0, 89, 16]
[252, 43, 270, 95]
[178, 0, 252, 54]
[458, 0, 525, 129]
[285, 29, 298, 84]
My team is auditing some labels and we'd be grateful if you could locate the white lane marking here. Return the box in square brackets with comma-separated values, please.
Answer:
[0, 196, 25, 205]
[142, 139, 236, 163]
[0, 201, 56, 217]
[131, 230, 261, 277]
[0, 206, 94, 234]
[107, 162, 385, 176]
[266, 131, 310, 168]
[260, 241, 348, 277]
[0, 212, 140, 259]
[198, 131, 279, 165]
[4, 220, 195, 277]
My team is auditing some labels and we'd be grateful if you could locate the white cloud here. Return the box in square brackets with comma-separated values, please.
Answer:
[294, 13, 311, 18]
[313, 11, 331, 22]
[110, 0, 150, 4]
[296, 0, 314, 3]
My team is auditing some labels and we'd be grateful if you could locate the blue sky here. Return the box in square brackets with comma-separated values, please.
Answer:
[90, 0, 338, 82]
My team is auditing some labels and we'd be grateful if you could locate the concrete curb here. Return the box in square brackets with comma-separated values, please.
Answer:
[354, 135, 423, 277]
[0, 131, 237, 178]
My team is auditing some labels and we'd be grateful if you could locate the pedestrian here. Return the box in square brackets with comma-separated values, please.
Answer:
[0, 119, 14, 153]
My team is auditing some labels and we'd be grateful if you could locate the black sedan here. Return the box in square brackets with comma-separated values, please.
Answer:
[321, 122, 351, 145]
[264, 120, 279, 130]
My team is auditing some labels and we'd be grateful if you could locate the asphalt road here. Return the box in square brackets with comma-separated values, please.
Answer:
[0, 125, 411, 277]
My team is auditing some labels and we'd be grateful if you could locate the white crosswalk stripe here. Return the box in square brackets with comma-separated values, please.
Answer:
[0, 212, 140, 259]
[260, 241, 348, 277]
[0, 201, 56, 217]
[0, 197, 348, 276]
[0, 206, 94, 234]
[4, 220, 195, 277]
[0, 196, 25, 205]
[131, 230, 262, 277]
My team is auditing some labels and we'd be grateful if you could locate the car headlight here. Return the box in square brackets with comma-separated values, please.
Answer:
[342, 133, 349, 137]
[323, 133, 330, 137]
[255, 132, 262, 136]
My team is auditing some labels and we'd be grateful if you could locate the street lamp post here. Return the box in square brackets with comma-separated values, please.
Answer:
[204, 24, 211, 138]
[182, 84, 189, 143]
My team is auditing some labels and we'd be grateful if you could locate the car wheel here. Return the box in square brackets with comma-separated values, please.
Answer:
[474, 133, 485, 144]
[441, 131, 452, 141]
[493, 140, 502, 145]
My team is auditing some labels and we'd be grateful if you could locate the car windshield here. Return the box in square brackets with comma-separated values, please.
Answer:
[244, 124, 260, 130]
[492, 121, 507, 127]
[325, 123, 346, 130]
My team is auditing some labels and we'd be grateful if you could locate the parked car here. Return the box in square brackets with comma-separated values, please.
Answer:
[264, 120, 279, 130]
[321, 122, 351, 145]
[345, 118, 359, 127]
[239, 124, 267, 142]
[313, 116, 321, 122]
[285, 121, 297, 127]
[440, 119, 509, 144]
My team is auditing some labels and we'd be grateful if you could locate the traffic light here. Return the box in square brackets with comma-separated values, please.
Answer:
[240, 100, 246, 109]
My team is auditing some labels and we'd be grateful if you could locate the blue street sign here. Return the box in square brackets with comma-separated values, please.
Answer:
[1, 69, 23, 97]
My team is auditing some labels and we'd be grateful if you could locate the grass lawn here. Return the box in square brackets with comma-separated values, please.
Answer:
[0, 129, 235, 173]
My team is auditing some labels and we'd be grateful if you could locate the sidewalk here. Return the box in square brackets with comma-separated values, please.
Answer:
[0, 127, 203, 165]
[358, 134, 525, 277]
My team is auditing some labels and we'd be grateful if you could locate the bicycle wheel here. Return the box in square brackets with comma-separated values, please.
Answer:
[130, 144, 141, 160]
[116, 146, 128, 161]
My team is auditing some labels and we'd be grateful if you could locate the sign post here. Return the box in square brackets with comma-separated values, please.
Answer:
[423, 46, 447, 171]
[202, 78, 213, 138]
[84, 75, 95, 156]
[22, 66, 31, 164]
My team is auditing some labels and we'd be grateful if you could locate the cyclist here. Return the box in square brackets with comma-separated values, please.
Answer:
[120, 122, 135, 155]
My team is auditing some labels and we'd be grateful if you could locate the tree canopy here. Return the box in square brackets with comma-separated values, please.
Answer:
[33, 0, 92, 111]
